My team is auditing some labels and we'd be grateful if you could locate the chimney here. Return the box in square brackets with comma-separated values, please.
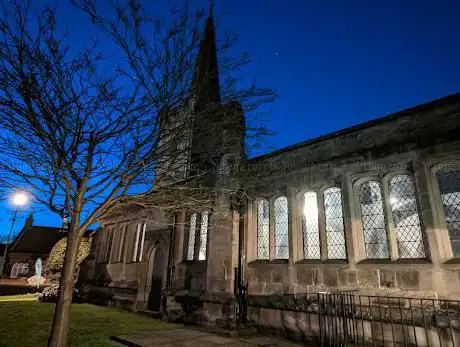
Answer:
[26, 214, 33, 227]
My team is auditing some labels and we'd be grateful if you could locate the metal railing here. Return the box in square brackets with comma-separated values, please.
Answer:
[247, 291, 460, 346]
[317, 292, 460, 347]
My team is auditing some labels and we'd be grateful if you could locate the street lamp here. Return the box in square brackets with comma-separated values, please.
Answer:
[0, 191, 29, 277]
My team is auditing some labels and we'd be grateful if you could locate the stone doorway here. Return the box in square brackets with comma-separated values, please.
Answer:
[147, 247, 164, 311]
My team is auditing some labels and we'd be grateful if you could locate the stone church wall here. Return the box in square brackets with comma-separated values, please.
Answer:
[242, 95, 460, 301]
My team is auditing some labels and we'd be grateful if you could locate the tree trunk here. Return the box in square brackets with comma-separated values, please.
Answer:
[47, 211, 82, 347]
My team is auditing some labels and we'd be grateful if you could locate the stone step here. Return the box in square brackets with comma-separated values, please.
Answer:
[191, 324, 257, 338]
[110, 335, 141, 347]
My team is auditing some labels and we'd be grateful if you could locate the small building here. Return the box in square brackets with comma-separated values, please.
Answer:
[7, 215, 93, 279]
[7, 215, 64, 278]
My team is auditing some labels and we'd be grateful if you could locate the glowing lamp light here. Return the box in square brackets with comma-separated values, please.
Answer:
[12, 192, 28, 206]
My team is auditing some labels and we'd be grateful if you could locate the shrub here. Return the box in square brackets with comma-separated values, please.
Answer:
[37, 283, 81, 303]
[45, 237, 92, 283]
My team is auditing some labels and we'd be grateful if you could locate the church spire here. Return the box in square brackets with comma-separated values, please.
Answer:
[190, 1, 221, 108]
[208, 0, 213, 16]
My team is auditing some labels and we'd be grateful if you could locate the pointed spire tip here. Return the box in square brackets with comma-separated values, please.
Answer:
[208, 0, 213, 17]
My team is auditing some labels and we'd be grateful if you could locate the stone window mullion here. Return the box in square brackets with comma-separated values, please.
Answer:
[269, 199, 276, 260]
[294, 192, 304, 263]
[382, 180, 399, 261]
[317, 192, 327, 261]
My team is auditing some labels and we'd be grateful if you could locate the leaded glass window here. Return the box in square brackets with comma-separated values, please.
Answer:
[257, 200, 270, 259]
[358, 180, 389, 258]
[303, 192, 320, 259]
[437, 168, 460, 256]
[186, 213, 197, 260]
[324, 187, 346, 259]
[198, 211, 209, 260]
[389, 175, 425, 258]
[117, 225, 127, 262]
[106, 228, 114, 262]
[132, 223, 146, 262]
[274, 196, 289, 259]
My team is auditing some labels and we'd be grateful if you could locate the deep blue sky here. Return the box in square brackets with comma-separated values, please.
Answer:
[1, 0, 459, 238]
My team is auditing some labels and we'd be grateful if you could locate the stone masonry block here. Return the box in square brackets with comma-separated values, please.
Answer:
[357, 269, 379, 288]
[396, 269, 420, 290]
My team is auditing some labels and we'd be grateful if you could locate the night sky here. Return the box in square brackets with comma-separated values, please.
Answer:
[1, 0, 459, 239]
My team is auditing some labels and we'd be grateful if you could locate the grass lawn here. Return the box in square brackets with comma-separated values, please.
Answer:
[0, 301, 177, 347]
[0, 293, 36, 301]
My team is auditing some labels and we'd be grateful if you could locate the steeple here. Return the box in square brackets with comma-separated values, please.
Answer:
[190, 2, 221, 108]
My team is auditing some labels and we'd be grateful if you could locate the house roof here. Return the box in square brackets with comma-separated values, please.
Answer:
[10, 226, 65, 253]
[10, 225, 94, 254]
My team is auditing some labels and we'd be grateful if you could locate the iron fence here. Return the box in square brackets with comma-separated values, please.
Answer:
[247, 291, 460, 346]
[318, 292, 460, 347]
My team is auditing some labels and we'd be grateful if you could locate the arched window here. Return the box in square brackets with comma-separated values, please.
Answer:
[10, 263, 19, 278]
[117, 225, 127, 262]
[303, 192, 320, 259]
[17, 263, 24, 276]
[187, 213, 197, 260]
[22, 263, 29, 275]
[389, 175, 425, 258]
[436, 168, 460, 256]
[324, 187, 346, 259]
[257, 200, 270, 259]
[105, 228, 115, 262]
[358, 180, 389, 258]
[132, 223, 146, 262]
[198, 211, 209, 260]
[274, 196, 289, 259]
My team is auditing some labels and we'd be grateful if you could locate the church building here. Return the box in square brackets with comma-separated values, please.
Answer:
[80, 6, 460, 338]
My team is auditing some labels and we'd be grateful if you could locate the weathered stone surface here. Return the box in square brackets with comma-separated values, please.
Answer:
[296, 267, 318, 285]
[357, 270, 379, 288]
[271, 267, 284, 283]
[379, 269, 396, 288]
[338, 269, 357, 287]
[396, 269, 420, 290]
[322, 269, 338, 287]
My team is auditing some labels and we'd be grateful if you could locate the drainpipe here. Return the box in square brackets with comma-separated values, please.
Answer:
[166, 212, 176, 291]
[235, 194, 248, 326]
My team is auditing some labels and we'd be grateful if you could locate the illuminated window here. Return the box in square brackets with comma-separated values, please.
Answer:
[198, 211, 209, 260]
[303, 192, 320, 259]
[257, 200, 270, 259]
[132, 223, 146, 262]
[186, 213, 197, 260]
[358, 180, 389, 258]
[324, 187, 346, 259]
[389, 175, 425, 258]
[274, 196, 289, 259]
[436, 168, 460, 256]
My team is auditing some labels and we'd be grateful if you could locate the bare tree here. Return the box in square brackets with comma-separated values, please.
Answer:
[0, 0, 275, 345]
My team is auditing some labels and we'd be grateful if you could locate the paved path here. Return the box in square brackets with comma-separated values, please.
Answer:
[111, 328, 304, 347]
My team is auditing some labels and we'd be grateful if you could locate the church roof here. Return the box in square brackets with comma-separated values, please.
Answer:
[249, 92, 460, 162]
